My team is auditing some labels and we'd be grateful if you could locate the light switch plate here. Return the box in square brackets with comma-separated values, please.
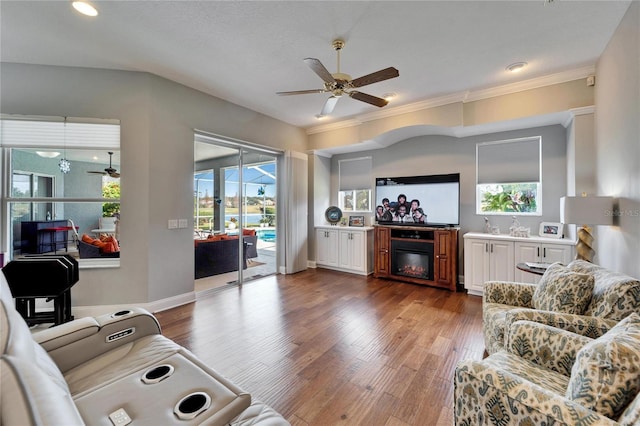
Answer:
[178, 219, 188, 228]
[168, 219, 178, 229]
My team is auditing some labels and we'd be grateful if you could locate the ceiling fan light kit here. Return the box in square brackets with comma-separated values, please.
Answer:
[277, 39, 399, 117]
[88, 151, 120, 178]
[59, 117, 71, 174]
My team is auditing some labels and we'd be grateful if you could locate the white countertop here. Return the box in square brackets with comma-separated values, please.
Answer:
[463, 231, 576, 245]
[316, 225, 374, 231]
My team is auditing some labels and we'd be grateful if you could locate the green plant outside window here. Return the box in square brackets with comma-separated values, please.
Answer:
[478, 183, 540, 215]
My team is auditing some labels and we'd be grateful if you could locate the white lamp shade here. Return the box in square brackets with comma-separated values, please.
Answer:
[560, 196, 613, 226]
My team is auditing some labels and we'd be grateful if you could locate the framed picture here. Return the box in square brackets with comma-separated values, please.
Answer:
[349, 215, 365, 227]
[539, 222, 563, 239]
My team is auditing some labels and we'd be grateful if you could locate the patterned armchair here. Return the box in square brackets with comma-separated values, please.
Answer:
[454, 316, 640, 425]
[483, 260, 640, 355]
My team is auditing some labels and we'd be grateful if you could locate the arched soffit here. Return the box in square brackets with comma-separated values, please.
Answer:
[313, 110, 575, 157]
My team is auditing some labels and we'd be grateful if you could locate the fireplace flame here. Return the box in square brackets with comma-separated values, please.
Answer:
[401, 264, 427, 278]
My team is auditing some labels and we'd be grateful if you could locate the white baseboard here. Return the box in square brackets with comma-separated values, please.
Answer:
[72, 291, 196, 318]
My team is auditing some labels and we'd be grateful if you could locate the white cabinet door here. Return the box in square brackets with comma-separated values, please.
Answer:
[316, 228, 339, 268]
[515, 242, 542, 283]
[346, 230, 366, 273]
[489, 240, 514, 282]
[541, 244, 573, 265]
[464, 238, 490, 295]
[338, 230, 352, 270]
[317, 228, 371, 274]
[465, 238, 514, 295]
[515, 242, 574, 283]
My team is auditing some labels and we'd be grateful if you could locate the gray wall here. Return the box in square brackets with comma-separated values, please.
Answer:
[328, 125, 568, 274]
[1, 63, 306, 307]
[594, 1, 640, 278]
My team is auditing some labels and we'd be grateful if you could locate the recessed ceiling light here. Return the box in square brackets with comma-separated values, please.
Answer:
[36, 151, 61, 158]
[72, 1, 98, 17]
[383, 93, 397, 101]
[506, 62, 528, 73]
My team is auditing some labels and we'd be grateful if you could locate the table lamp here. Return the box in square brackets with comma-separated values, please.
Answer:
[560, 195, 613, 262]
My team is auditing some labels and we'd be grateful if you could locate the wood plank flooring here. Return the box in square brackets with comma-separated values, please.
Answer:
[154, 268, 484, 426]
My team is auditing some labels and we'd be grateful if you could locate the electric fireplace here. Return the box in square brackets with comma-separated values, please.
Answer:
[391, 239, 434, 281]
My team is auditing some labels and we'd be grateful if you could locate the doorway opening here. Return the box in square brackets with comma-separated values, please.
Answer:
[194, 135, 280, 293]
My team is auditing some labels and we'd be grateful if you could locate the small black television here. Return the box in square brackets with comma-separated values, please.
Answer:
[374, 173, 460, 227]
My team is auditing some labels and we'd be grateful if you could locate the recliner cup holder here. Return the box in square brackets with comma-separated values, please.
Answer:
[141, 364, 174, 384]
[174, 392, 211, 420]
[111, 310, 132, 318]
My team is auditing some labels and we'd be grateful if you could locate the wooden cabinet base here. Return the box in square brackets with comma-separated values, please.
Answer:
[374, 225, 458, 291]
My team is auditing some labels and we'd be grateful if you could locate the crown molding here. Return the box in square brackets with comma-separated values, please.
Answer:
[307, 65, 596, 135]
[463, 65, 596, 102]
[570, 105, 596, 116]
[306, 118, 362, 135]
[357, 92, 468, 123]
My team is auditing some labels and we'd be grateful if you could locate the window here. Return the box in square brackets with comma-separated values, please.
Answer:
[194, 170, 215, 234]
[1, 116, 120, 265]
[338, 157, 372, 213]
[476, 136, 542, 215]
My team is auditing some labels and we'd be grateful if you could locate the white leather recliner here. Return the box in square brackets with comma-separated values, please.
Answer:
[0, 271, 288, 425]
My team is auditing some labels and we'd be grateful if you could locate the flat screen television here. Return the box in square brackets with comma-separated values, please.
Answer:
[374, 173, 460, 227]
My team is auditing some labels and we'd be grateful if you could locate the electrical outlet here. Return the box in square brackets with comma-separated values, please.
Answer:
[178, 219, 188, 228]
[168, 219, 178, 229]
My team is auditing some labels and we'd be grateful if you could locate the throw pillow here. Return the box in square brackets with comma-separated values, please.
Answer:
[532, 262, 594, 314]
[566, 313, 640, 419]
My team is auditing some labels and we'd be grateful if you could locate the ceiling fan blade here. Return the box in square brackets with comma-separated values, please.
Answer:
[109, 172, 121, 178]
[87, 171, 106, 175]
[350, 67, 399, 88]
[348, 91, 389, 107]
[304, 58, 336, 84]
[321, 96, 340, 116]
[276, 89, 327, 96]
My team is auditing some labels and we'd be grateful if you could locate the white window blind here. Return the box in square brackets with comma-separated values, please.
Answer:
[339, 157, 372, 191]
[0, 117, 120, 149]
[476, 136, 541, 184]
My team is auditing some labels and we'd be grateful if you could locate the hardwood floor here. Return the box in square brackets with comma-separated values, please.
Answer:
[155, 268, 484, 426]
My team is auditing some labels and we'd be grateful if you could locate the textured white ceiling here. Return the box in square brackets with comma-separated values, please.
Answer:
[0, 1, 631, 129]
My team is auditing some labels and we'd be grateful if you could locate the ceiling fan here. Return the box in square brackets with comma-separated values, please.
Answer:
[277, 39, 399, 117]
[88, 151, 120, 178]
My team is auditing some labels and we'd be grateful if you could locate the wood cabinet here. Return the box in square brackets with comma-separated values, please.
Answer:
[315, 227, 373, 275]
[434, 230, 455, 288]
[374, 226, 390, 277]
[374, 225, 458, 291]
[463, 232, 576, 295]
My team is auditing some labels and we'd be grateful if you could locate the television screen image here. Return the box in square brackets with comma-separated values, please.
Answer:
[375, 173, 460, 226]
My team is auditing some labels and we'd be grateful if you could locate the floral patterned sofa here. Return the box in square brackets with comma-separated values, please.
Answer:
[454, 315, 640, 425]
[483, 260, 640, 355]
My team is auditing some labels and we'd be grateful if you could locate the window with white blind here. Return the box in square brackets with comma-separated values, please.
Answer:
[1, 116, 121, 265]
[476, 136, 542, 215]
[338, 157, 372, 213]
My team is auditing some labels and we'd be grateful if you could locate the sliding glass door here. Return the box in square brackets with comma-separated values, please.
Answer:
[194, 136, 279, 290]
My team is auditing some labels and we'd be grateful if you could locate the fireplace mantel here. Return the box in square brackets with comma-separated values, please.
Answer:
[374, 225, 459, 291]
